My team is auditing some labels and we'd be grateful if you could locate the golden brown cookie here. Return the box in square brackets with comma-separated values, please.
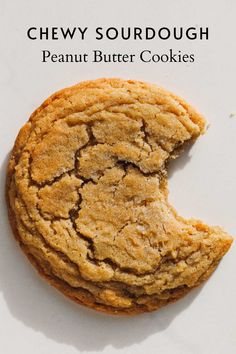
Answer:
[6, 78, 233, 315]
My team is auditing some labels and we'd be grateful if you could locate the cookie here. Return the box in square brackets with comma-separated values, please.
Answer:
[6, 78, 233, 315]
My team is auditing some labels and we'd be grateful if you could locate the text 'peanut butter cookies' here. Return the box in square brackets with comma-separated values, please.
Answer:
[6, 78, 233, 315]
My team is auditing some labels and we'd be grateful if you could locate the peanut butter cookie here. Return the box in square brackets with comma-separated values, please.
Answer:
[6, 78, 233, 315]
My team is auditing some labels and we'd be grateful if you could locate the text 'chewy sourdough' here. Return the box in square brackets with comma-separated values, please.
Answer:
[6, 78, 233, 315]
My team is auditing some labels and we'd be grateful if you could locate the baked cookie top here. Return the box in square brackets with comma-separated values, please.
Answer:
[7, 78, 233, 314]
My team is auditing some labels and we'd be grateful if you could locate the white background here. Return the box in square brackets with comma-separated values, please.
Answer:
[0, 1, 235, 353]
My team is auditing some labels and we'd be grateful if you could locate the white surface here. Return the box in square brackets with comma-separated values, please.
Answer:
[0, 1, 235, 353]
